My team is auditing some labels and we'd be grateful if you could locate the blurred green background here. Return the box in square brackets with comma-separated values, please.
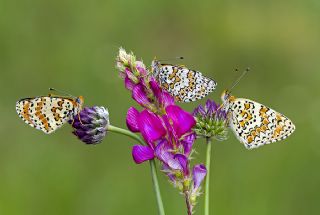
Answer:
[1, 0, 319, 214]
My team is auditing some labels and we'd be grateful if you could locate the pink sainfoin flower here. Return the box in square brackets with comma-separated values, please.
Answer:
[116, 48, 207, 212]
[116, 48, 174, 114]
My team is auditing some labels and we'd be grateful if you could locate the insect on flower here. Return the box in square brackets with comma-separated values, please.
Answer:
[221, 69, 296, 149]
[16, 88, 84, 134]
[151, 58, 217, 102]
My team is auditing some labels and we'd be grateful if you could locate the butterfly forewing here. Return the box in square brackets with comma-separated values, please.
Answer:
[154, 63, 217, 102]
[16, 96, 78, 134]
[228, 98, 295, 149]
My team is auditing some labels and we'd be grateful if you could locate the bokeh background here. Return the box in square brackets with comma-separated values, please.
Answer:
[1, 0, 319, 214]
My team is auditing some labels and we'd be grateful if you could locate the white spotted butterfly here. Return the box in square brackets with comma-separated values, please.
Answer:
[16, 89, 83, 134]
[151, 59, 217, 102]
[221, 90, 295, 149]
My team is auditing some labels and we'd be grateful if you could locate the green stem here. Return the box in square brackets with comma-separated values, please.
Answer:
[184, 192, 193, 215]
[107, 125, 166, 215]
[107, 125, 145, 145]
[150, 160, 166, 215]
[204, 137, 212, 215]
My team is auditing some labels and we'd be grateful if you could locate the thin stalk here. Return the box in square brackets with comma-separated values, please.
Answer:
[150, 160, 166, 215]
[107, 125, 145, 145]
[107, 125, 165, 215]
[204, 137, 212, 215]
[184, 192, 193, 215]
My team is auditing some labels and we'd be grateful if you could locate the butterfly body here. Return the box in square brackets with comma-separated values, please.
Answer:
[151, 60, 217, 102]
[16, 96, 83, 134]
[221, 90, 295, 149]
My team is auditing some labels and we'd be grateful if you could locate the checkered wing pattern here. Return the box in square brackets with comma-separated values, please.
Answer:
[16, 96, 80, 134]
[152, 61, 217, 102]
[227, 97, 295, 149]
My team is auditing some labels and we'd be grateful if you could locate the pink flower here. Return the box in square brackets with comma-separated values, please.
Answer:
[117, 48, 207, 210]
[128, 104, 196, 164]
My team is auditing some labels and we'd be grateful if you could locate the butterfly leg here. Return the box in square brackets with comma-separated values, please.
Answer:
[70, 117, 75, 125]
[216, 104, 224, 112]
[78, 113, 84, 125]
[69, 114, 84, 126]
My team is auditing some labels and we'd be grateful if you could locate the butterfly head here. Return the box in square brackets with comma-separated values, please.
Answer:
[76, 96, 84, 108]
[151, 57, 161, 77]
[221, 90, 236, 103]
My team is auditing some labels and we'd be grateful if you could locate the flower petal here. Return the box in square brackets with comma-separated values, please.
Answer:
[192, 104, 206, 117]
[161, 114, 179, 145]
[160, 91, 175, 107]
[135, 61, 147, 76]
[193, 164, 207, 190]
[161, 163, 176, 182]
[149, 80, 161, 99]
[125, 68, 136, 80]
[154, 140, 178, 168]
[132, 145, 155, 164]
[132, 84, 150, 107]
[138, 110, 166, 146]
[182, 133, 196, 156]
[166, 105, 196, 137]
[150, 80, 175, 107]
[124, 76, 135, 90]
[126, 107, 140, 132]
[174, 154, 189, 175]
[206, 99, 218, 115]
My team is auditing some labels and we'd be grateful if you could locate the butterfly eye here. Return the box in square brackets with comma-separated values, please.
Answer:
[222, 93, 227, 100]
[224, 91, 231, 99]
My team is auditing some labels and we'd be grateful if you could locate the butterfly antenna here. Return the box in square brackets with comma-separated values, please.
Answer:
[142, 56, 183, 78]
[157, 56, 184, 61]
[49, 88, 75, 98]
[228, 68, 250, 92]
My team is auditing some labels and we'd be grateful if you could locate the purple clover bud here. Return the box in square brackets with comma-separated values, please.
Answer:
[70, 106, 110, 144]
[193, 99, 228, 140]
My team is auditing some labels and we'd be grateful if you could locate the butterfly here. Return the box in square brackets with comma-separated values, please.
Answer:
[221, 90, 295, 149]
[16, 90, 84, 134]
[151, 59, 217, 102]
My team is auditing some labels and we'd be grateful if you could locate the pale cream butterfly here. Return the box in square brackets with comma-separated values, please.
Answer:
[16, 88, 83, 134]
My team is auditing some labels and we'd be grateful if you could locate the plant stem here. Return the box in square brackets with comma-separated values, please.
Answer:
[150, 159, 166, 215]
[184, 192, 193, 215]
[107, 125, 166, 215]
[107, 125, 145, 145]
[204, 137, 212, 215]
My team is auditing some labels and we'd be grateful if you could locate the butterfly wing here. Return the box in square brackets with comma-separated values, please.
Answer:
[228, 98, 295, 149]
[157, 65, 217, 102]
[16, 97, 77, 134]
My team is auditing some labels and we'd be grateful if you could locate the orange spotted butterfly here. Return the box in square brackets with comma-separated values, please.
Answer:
[16, 88, 83, 134]
[151, 59, 217, 102]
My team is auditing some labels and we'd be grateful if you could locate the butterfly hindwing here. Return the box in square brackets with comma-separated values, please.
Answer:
[228, 98, 295, 149]
[16, 96, 77, 134]
[154, 62, 217, 102]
